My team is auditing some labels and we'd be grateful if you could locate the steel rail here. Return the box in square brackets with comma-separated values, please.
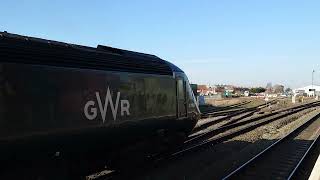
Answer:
[222, 111, 320, 180]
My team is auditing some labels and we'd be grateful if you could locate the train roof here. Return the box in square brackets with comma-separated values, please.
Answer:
[0, 31, 183, 75]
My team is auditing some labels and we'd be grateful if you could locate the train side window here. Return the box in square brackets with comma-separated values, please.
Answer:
[177, 78, 187, 117]
[177, 79, 185, 100]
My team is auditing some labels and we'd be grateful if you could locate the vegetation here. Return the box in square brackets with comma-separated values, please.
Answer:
[249, 87, 266, 94]
[285, 88, 292, 94]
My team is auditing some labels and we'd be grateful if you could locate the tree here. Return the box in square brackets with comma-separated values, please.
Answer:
[285, 88, 292, 94]
[249, 87, 266, 94]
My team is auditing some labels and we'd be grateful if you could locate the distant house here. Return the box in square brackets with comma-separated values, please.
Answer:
[267, 93, 278, 98]
[225, 85, 235, 93]
[257, 92, 267, 97]
[215, 86, 225, 93]
[244, 91, 250, 97]
[197, 85, 216, 96]
[293, 85, 320, 97]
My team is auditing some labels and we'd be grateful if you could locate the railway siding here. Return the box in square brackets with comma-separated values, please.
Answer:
[197, 107, 320, 179]
[222, 109, 320, 179]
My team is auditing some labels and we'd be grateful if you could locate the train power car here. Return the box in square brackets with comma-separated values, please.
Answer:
[0, 32, 200, 178]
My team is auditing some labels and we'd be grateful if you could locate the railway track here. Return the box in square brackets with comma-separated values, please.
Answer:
[194, 108, 258, 132]
[290, 127, 320, 179]
[200, 98, 281, 119]
[198, 98, 283, 130]
[175, 101, 320, 157]
[222, 110, 320, 180]
[199, 100, 251, 114]
[194, 100, 319, 135]
[201, 107, 248, 118]
[188, 101, 320, 144]
[87, 170, 115, 180]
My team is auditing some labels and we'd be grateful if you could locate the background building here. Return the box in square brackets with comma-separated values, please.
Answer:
[293, 85, 320, 97]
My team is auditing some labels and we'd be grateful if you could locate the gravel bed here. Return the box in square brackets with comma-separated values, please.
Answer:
[204, 108, 316, 142]
[191, 111, 256, 137]
[198, 107, 320, 179]
[196, 116, 226, 126]
[131, 107, 320, 180]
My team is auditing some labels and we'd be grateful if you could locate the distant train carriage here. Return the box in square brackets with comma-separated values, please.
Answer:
[0, 32, 200, 178]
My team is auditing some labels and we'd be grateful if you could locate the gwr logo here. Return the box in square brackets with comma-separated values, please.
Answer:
[84, 87, 130, 123]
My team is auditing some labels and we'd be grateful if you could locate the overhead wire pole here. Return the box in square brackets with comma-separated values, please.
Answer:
[308, 69, 318, 99]
[312, 70, 315, 89]
[318, 68, 320, 99]
[312, 69, 316, 97]
[317, 69, 320, 100]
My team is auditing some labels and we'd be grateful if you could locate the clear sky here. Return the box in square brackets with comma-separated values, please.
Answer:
[1, 0, 320, 88]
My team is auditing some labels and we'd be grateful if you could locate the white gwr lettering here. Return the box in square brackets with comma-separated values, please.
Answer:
[84, 100, 97, 120]
[120, 99, 130, 116]
[84, 87, 130, 122]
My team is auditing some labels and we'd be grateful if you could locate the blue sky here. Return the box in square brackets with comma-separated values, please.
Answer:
[1, 0, 320, 88]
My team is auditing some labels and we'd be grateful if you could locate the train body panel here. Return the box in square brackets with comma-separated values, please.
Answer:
[0, 63, 177, 138]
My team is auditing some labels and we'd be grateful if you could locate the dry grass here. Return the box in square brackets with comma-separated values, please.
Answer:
[205, 97, 248, 106]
